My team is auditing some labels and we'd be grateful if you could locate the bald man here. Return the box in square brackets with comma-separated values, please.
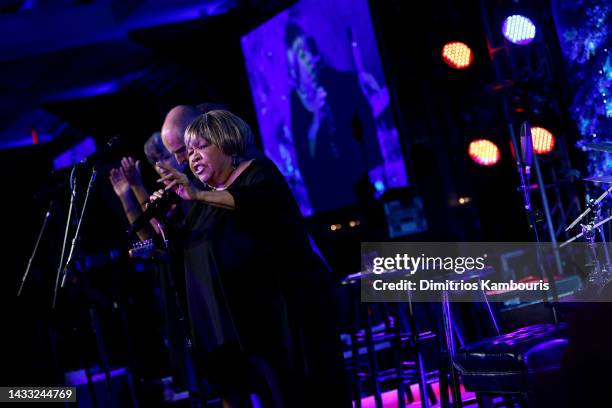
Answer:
[161, 105, 202, 168]
[161, 104, 263, 185]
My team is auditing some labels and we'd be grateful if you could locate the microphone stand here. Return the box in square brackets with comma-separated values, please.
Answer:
[509, 124, 559, 304]
[53, 165, 117, 402]
[145, 220, 203, 404]
[161, 228, 203, 404]
[53, 134, 121, 305]
[53, 165, 79, 309]
[18, 200, 53, 296]
[59, 167, 97, 290]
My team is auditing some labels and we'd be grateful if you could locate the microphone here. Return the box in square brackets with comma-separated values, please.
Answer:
[519, 121, 533, 181]
[520, 122, 533, 167]
[79, 135, 122, 166]
[128, 189, 180, 233]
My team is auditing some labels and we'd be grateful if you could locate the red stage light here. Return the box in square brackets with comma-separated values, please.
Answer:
[442, 42, 473, 69]
[469, 139, 500, 166]
[531, 126, 555, 154]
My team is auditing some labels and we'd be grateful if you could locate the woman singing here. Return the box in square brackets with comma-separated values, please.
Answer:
[152, 110, 349, 407]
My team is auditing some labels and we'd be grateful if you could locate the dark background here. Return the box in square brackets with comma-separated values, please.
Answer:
[0, 0, 586, 388]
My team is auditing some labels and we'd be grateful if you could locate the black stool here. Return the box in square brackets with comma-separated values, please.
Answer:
[453, 323, 568, 407]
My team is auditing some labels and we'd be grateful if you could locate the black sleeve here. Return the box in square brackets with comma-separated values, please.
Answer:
[226, 158, 288, 214]
[228, 158, 313, 256]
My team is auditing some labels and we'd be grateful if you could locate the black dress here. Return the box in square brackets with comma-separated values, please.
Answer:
[179, 157, 350, 407]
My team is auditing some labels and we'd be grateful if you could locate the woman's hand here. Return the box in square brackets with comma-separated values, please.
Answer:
[109, 167, 131, 197]
[120, 157, 143, 187]
[156, 162, 199, 200]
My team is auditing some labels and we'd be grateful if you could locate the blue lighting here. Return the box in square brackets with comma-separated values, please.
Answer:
[53, 137, 96, 171]
[502, 15, 537, 45]
[553, 0, 610, 184]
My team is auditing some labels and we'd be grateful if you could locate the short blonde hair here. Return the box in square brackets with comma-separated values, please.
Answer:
[184, 110, 254, 157]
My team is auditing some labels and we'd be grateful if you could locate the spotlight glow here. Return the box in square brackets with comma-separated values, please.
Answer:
[531, 126, 555, 154]
[469, 139, 500, 166]
[442, 42, 473, 69]
[502, 15, 536, 45]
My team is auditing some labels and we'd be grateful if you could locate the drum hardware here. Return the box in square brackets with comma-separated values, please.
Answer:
[562, 179, 612, 289]
[582, 142, 612, 154]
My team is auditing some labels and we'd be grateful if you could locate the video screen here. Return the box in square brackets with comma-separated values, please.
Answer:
[241, 0, 408, 216]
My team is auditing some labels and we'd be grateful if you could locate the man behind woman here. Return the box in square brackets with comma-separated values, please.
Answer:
[112, 108, 349, 407]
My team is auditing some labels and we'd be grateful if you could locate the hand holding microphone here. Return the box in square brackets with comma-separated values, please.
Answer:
[129, 189, 180, 233]
[128, 162, 201, 233]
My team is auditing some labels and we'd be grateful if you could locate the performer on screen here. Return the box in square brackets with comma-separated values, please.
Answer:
[284, 21, 384, 213]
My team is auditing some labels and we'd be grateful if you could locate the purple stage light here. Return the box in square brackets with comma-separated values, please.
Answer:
[502, 15, 536, 45]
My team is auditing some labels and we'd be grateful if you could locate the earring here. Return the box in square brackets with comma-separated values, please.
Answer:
[232, 155, 239, 169]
